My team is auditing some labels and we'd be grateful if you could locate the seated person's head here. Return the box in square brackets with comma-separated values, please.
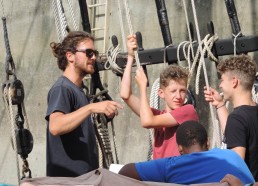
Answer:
[176, 120, 209, 155]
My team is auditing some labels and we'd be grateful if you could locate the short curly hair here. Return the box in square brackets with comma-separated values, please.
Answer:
[160, 65, 189, 88]
[218, 54, 257, 90]
[176, 120, 207, 147]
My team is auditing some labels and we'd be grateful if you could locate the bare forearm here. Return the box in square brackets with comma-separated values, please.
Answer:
[216, 104, 228, 133]
[49, 105, 93, 136]
[139, 87, 154, 128]
[120, 56, 134, 99]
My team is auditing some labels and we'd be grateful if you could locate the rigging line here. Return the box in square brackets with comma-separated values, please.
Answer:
[182, 0, 195, 61]
[52, 0, 62, 42]
[123, 0, 140, 69]
[117, 0, 126, 51]
[67, 0, 78, 31]
[56, 0, 68, 39]
[190, 0, 210, 88]
[4, 88, 21, 184]
[190, 0, 219, 148]
[233, 31, 242, 56]
[176, 41, 188, 66]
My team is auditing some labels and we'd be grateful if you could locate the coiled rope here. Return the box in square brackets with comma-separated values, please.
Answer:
[104, 45, 124, 76]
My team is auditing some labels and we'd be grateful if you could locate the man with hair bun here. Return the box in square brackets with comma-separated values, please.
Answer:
[46, 31, 122, 177]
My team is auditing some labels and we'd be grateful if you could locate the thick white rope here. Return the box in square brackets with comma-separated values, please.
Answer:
[67, 0, 78, 31]
[190, 0, 222, 148]
[187, 34, 218, 90]
[232, 32, 242, 56]
[177, 41, 189, 66]
[57, 0, 68, 38]
[53, 0, 68, 41]
[195, 34, 219, 95]
[150, 78, 161, 110]
[148, 78, 160, 160]
[117, 0, 127, 51]
[123, 0, 140, 69]
[3, 87, 21, 184]
[182, 0, 195, 61]
[104, 45, 123, 75]
[52, 0, 62, 42]
[52, 0, 65, 42]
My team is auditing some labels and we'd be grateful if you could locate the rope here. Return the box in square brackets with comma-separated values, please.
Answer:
[147, 78, 161, 160]
[123, 0, 141, 69]
[67, 0, 78, 31]
[194, 34, 219, 95]
[52, 0, 69, 42]
[232, 31, 242, 56]
[111, 120, 119, 164]
[177, 41, 189, 66]
[95, 134, 103, 168]
[52, 0, 63, 42]
[182, 0, 195, 61]
[21, 103, 30, 130]
[57, 0, 68, 37]
[187, 34, 218, 90]
[117, 0, 127, 51]
[3, 87, 21, 185]
[90, 90, 119, 168]
[104, 45, 124, 75]
[190, 0, 222, 148]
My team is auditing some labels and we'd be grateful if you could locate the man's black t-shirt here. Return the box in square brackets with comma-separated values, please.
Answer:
[46, 76, 98, 177]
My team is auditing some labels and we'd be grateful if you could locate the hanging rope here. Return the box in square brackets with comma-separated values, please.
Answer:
[3, 88, 21, 185]
[66, 0, 78, 31]
[123, 0, 141, 69]
[182, 0, 195, 62]
[117, 0, 127, 51]
[1, 9, 33, 182]
[147, 78, 161, 160]
[194, 34, 219, 95]
[0, 3, 21, 181]
[190, 0, 222, 148]
[52, 0, 69, 41]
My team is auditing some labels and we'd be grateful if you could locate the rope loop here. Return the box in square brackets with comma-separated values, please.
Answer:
[104, 45, 124, 76]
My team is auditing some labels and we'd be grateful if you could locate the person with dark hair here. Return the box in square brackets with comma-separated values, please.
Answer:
[46, 31, 122, 177]
[120, 35, 198, 159]
[204, 54, 258, 181]
[119, 121, 254, 185]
